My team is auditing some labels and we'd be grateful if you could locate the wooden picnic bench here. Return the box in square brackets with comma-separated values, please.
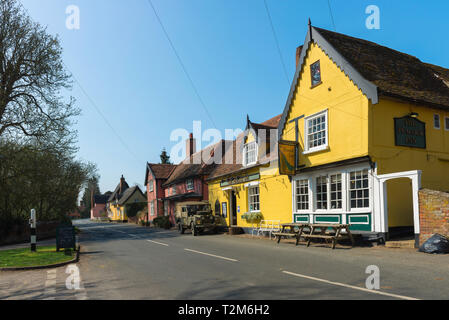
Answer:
[273, 223, 310, 246]
[274, 223, 354, 249]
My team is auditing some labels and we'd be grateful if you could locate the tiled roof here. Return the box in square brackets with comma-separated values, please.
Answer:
[314, 27, 449, 110]
[207, 114, 281, 181]
[163, 140, 229, 186]
[118, 185, 145, 205]
[107, 177, 129, 203]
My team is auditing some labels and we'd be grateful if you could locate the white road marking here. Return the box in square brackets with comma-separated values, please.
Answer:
[282, 270, 419, 300]
[184, 249, 238, 262]
[147, 240, 169, 247]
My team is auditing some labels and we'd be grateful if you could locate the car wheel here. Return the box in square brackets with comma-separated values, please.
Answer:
[178, 223, 185, 234]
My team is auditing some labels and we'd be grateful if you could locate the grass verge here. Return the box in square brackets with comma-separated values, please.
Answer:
[0, 246, 75, 268]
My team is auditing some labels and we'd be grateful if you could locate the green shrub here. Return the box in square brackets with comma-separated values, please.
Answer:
[153, 216, 171, 229]
[242, 212, 263, 224]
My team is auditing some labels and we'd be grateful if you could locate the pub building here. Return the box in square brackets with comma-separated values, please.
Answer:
[278, 23, 449, 246]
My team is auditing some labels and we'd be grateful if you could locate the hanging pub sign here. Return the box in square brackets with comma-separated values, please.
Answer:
[394, 116, 426, 149]
[278, 140, 297, 176]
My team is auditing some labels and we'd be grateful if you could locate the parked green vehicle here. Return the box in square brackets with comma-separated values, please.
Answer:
[176, 201, 218, 236]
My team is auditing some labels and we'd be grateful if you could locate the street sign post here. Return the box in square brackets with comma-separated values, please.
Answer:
[29, 209, 36, 252]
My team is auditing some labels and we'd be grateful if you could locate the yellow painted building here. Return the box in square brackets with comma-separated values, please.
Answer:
[277, 24, 449, 244]
[107, 175, 146, 222]
[207, 115, 292, 230]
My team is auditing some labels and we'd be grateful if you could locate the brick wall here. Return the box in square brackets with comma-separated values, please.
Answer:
[419, 188, 449, 244]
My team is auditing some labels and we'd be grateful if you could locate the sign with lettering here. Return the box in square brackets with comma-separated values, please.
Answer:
[278, 140, 297, 175]
[220, 173, 260, 188]
[56, 225, 76, 251]
[394, 116, 426, 149]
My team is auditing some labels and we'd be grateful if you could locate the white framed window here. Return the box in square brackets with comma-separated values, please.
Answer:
[445, 117, 449, 131]
[295, 179, 309, 211]
[186, 179, 194, 190]
[248, 186, 260, 212]
[292, 165, 371, 214]
[148, 180, 154, 192]
[164, 200, 169, 216]
[330, 173, 342, 209]
[150, 201, 155, 216]
[171, 186, 176, 195]
[349, 169, 370, 209]
[304, 110, 328, 154]
[434, 114, 441, 129]
[316, 176, 328, 210]
[244, 141, 257, 166]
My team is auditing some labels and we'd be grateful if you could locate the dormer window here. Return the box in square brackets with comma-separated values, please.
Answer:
[244, 141, 257, 166]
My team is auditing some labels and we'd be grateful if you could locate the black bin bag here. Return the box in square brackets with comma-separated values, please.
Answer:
[419, 234, 449, 254]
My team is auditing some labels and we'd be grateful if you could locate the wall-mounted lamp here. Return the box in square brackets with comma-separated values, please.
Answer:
[409, 112, 419, 118]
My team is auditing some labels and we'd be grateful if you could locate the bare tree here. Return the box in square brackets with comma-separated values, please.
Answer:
[0, 0, 79, 147]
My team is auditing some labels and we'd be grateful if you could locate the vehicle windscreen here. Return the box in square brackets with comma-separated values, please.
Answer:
[187, 205, 210, 214]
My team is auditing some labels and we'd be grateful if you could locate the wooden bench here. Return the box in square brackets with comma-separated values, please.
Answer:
[274, 223, 310, 246]
[303, 224, 354, 249]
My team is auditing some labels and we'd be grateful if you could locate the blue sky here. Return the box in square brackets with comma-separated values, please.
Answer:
[20, 0, 449, 193]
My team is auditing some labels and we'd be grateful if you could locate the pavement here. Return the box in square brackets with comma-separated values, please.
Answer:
[1, 219, 449, 300]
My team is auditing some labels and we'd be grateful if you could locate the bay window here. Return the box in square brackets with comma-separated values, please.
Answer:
[294, 167, 371, 213]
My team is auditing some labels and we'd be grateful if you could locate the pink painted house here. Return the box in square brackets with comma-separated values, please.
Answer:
[161, 134, 227, 226]
[145, 163, 177, 222]
[90, 194, 110, 220]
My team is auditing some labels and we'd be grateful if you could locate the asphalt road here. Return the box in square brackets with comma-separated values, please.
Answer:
[2, 219, 449, 300]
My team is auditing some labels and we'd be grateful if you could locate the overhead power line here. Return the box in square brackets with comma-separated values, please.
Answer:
[263, 0, 290, 86]
[327, 0, 337, 31]
[146, 0, 217, 129]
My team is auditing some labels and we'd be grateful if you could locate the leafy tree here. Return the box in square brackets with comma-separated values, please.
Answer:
[80, 175, 101, 218]
[0, 0, 79, 153]
[160, 147, 171, 164]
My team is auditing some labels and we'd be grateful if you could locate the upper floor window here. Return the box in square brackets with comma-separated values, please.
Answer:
[244, 141, 257, 166]
[445, 117, 449, 131]
[171, 186, 176, 195]
[304, 110, 328, 153]
[310, 60, 321, 87]
[186, 179, 194, 191]
[148, 180, 154, 192]
[434, 114, 441, 129]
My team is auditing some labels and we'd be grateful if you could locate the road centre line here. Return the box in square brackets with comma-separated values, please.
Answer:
[147, 240, 169, 247]
[184, 248, 238, 262]
[282, 270, 419, 300]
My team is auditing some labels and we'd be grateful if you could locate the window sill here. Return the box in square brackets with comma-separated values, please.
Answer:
[302, 145, 329, 155]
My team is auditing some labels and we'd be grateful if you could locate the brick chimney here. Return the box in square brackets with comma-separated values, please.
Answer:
[186, 133, 196, 158]
[119, 175, 125, 194]
[296, 45, 303, 68]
